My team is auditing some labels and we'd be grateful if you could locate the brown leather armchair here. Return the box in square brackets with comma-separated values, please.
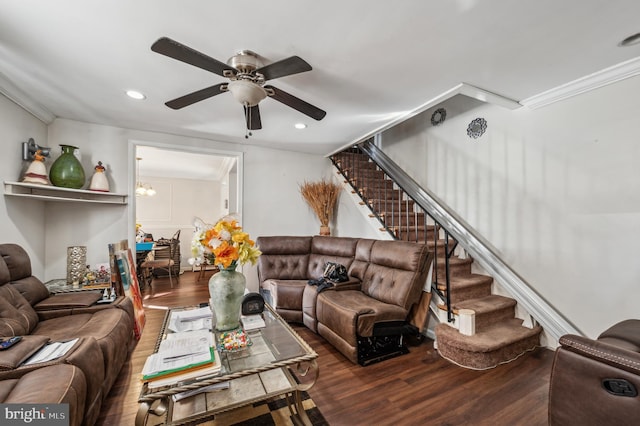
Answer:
[549, 319, 640, 425]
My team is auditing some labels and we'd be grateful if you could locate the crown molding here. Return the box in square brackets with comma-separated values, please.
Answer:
[0, 71, 55, 123]
[521, 56, 640, 109]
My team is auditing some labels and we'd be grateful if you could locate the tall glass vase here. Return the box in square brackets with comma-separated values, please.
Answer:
[208, 265, 246, 331]
[49, 145, 86, 189]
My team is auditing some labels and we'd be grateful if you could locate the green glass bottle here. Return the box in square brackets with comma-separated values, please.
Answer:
[49, 145, 86, 189]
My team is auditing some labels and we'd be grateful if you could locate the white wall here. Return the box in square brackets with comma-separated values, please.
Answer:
[5, 115, 357, 291]
[380, 75, 640, 338]
[136, 174, 224, 268]
[0, 94, 48, 277]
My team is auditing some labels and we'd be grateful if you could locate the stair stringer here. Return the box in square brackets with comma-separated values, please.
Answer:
[331, 165, 394, 241]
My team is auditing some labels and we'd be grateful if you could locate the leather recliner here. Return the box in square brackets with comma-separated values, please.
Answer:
[0, 243, 135, 425]
[549, 319, 640, 425]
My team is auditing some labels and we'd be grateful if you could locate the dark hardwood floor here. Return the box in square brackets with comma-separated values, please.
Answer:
[98, 271, 553, 425]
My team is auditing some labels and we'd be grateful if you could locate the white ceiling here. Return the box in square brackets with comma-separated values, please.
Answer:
[135, 146, 233, 181]
[2, 1, 640, 156]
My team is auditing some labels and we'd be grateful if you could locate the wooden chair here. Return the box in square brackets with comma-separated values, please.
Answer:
[198, 259, 219, 281]
[140, 236, 179, 288]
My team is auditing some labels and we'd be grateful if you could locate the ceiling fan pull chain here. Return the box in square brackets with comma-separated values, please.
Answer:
[245, 102, 252, 139]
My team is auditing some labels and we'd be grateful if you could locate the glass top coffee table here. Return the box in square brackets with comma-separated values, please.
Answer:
[136, 303, 318, 426]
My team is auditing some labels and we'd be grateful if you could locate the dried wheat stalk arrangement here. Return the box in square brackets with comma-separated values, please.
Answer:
[299, 179, 342, 227]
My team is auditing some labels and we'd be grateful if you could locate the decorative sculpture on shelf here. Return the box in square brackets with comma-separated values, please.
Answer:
[89, 161, 110, 192]
[22, 149, 50, 185]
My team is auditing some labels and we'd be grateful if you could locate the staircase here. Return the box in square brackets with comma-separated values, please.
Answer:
[332, 144, 542, 370]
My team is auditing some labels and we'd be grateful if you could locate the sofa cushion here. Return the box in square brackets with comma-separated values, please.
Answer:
[349, 239, 375, 280]
[0, 364, 87, 426]
[597, 319, 640, 352]
[0, 244, 50, 305]
[0, 284, 39, 335]
[256, 236, 311, 282]
[0, 335, 49, 371]
[362, 240, 429, 310]
[317, 290, 409, 340]
[0, 244, 32, 281]
[0, 256, 10, 285]
[262, 279, 307, 311]
[307, 236, 358, 278]
[10, 277, 50, 306]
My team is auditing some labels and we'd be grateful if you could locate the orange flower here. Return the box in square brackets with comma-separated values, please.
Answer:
[212, 241, 239, 269]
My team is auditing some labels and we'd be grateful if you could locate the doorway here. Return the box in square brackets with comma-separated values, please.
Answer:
[131, 143, 242, 274]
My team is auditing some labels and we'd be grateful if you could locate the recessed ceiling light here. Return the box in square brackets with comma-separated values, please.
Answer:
[294, 123, 307, 129]
[126, 90, 146, 100]
[618, 32, 640, 47]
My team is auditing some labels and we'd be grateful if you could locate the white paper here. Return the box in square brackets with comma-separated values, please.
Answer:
[168, 307, 213, 332]
[241, 314, 266, 330]
[142, 330, 213, 377]
[23, 338, 79, 365]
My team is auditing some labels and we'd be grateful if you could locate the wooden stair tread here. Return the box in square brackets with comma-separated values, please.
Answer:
[435, 319, 542, 353]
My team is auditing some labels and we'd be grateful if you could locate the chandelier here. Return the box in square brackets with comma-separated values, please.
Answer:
[135, 157, 156, 197]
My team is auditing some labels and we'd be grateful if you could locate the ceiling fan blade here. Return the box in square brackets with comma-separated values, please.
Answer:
[265, 85, 326, 121]
[256, 56, 312, 81]
[165, 83, 228, 110]
[151, 37, 236, 78]
[243, 104, 262, 130]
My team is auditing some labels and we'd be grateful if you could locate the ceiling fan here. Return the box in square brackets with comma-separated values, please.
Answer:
[151, 37, 326, 134]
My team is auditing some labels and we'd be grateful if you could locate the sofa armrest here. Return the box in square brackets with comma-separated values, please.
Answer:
[34, 292, 103, 311]
[558, 334, 640, 375]
[0, 335, 49, 371]
[36, 295, 131, 321]
[331, 277, 362, 291]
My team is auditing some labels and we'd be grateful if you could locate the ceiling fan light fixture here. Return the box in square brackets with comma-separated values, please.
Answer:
[294, 123, 307, 129]
[228, 80, 267, 107]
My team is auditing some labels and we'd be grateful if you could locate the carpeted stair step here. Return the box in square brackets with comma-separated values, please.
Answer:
[395, 229, 440, 243]
[436, 256, 474, 278]
[435, 318, 542, 370]
[361, 180, 395, 190]
[454, 295, 517, 332]
[381, 213, 427, 227]
[435, 295, 516, 330]
[435, 273, 492, 303]
[365, 201, 417, 215]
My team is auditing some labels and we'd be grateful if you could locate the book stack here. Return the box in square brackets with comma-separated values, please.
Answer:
[142, 329, 221, 389]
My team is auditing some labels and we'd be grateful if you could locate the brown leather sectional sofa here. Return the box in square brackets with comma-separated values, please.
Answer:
[549, 319, 640, 425]
[0, 243, 135, 426]
[257, 236, 433, 365]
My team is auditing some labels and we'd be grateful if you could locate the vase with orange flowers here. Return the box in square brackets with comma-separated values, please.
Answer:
[189, 217, 261, 331]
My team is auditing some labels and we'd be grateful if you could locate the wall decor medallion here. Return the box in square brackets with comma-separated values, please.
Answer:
[467, 117, 487, 139]
[430, 108, 447, 126]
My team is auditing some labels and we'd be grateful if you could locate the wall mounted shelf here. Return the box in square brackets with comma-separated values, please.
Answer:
[4, 181, 128, 205]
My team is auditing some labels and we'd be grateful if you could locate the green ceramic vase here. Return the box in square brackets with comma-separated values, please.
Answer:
[49, 145, 86, 189]
[208, 264, 246, 331]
